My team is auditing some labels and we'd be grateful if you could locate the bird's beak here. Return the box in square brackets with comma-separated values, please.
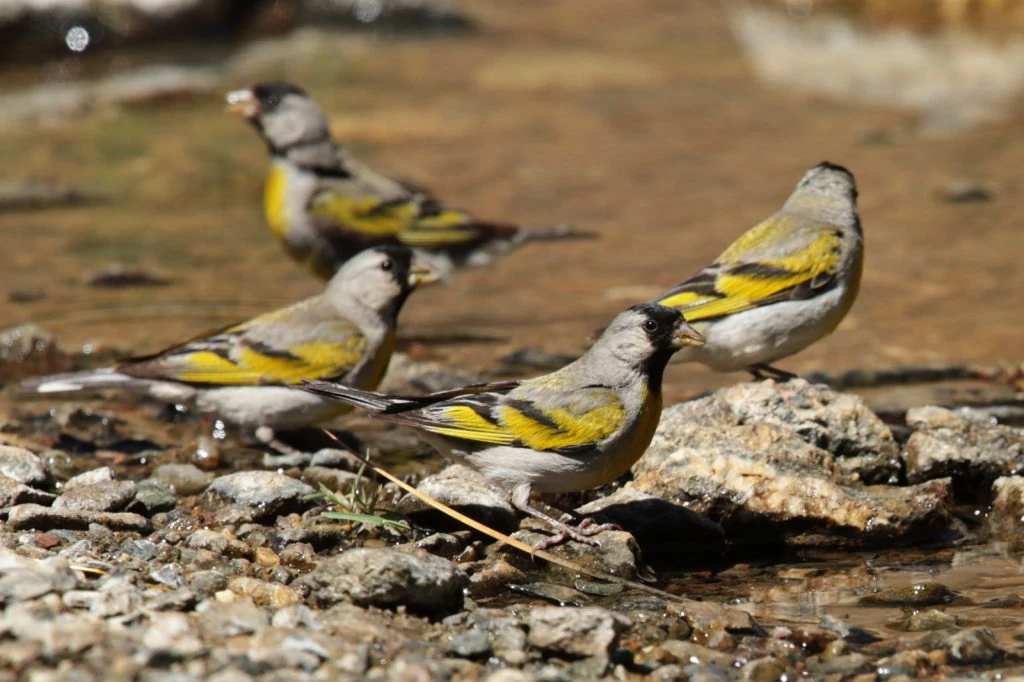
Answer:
[408, 263, 440, 288]
[225, 89, 259, 118]
[672, 319, 704, 348]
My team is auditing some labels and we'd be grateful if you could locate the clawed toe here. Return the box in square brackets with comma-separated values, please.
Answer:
[529, 518, 619, 550]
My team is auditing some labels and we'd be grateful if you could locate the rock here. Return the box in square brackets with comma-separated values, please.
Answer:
[397, 464, 518, 533]
[467, 557, 527, 599]
[186, 529, 252, 558]
[709, 379, 901, 483]
[860, 581, 957, 606]
[891, 608, 958, 631]
[378, 353, 486, 395]
[127, 478, 177, 515]
[931, 626, 1003, 664]
[295, 547, 467, 615]
[228, 577, 300, 609]
[62, 467, 114, 489]
[0, 547, 78, 602]
[874, 649, 936, 678]
[53, 479, 137, 512]
[740, 656, 789, 681]
[204, 471, 314, 523]
[0, 446, 46, 486]
[190, 570, 230, 597]
[658, 640, 737, 668]
[937, 178, 998, 203]
[0, 474, 56, 507]
[7, 504, 152, 533]
[141, 612, 205, 661]
[632, 400, 958, 546]
[575, 487, 725, 554]
[904, 406, 1024, 489]
[989, 476, 1024, 548]
[0, 180, 103, 211]
[150, 463, 212, 496]
[196, 598, 269, 638]
[85, 265, 171, 289]
[526, 606, 630, 660]
[504, 528, 641, 580]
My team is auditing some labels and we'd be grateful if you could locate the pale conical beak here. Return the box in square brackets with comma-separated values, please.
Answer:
[225, 89, 259, 118]
[408, 263, 440, 288]
[672, 319, 704, 348]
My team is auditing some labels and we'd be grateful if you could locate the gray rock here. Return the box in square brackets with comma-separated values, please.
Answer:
[186, 530, 252, 558]
[632, 400, 958, 546]
[397, 464, 517, 533]
[860, 581, 957, 607]
[905, 406, 1024, 485]
[740, 656, 789, 682]
[190, 570, 229, 597]
[681, 663, 732, 682]
[990, 476, 1024, 549]
[658, 640, 737, 668]
[938, 626, 1003, 664]
[151, 464, 213, 496]
[246, 627, 335, 671]
[0, 474, 55, 507]
[0, 547, 78, 602]
[142, 612, 206, 660]
[53, 480, 137, 512]
[526, 606, 630, 660]
[62, 467, 114, 490]
[707, 379, 901, 483]
[295, 547, 467, 615]
[204, 471, 314, 523]
[505, 528, 641, 580]
[128, 478, 177, 515]
[196, 598, 269, 637]
[7, 503, 151, 533]
[0, 446, 46, 486]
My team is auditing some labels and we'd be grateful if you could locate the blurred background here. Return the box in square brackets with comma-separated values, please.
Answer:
[0, 0, 1022, 400]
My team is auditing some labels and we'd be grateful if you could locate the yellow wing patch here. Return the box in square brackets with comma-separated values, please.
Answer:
[659, 226, 844, 322]
[309, 192, 418, 237]
[499, 401, 623, 451]
[264, 165, 291, 241]
[425, 405, 516, 445]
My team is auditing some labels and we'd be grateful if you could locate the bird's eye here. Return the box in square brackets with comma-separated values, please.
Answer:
[644, 319, 659, 332]
[380, 259, 394, 272]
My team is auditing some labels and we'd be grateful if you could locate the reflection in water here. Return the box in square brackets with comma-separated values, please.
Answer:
[726, 1, 1024, 130]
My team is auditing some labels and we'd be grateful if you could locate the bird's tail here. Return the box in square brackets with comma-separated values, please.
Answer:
[301, 380, 412, 413]
[517, 224, 597, 243]
[18, 368, 151, 397]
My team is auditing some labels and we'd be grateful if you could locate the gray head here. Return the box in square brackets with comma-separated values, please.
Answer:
[591, 304, 703, 390]
[782, 162, 860, 230]
[324, 246, 437, 323]
[226, 82, 331, 155]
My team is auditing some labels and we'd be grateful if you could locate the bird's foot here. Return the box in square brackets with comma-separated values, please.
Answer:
[529, 516, 623, 551]
[748, 363, 798, 381]
[253, 426, 301, 456]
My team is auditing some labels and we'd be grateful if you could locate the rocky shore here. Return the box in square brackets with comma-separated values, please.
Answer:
[2, 360, 1023, 680]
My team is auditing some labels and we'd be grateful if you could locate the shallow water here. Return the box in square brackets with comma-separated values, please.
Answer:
[1, 0, 1023, 663]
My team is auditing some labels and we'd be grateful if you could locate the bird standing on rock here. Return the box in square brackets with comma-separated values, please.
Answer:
[19, 247, 436, 441]
[226, 81, 591, 281]
[302, 303, 704, 549]
[655, 161, 863, 379]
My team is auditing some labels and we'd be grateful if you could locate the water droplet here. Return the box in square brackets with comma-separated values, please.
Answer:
[353, 0, 383, 23]
[65, 26, 90, 53]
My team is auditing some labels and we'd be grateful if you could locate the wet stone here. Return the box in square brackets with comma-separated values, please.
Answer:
[150, 463, 213, 496]
[190, 570, 230, 597]
[904, 406, 1024, 487]
[7, 504, 151, 533]
[0, 548, 78, 602]
[657, 640, 737, 669]
[526, 606, 630, 660]
[739, 656, 789, 682]
[62, 466, 114, 489]
[0, 446, 46, 486]
[204, 471, 314, 523]
[932, 626, 1003, 664]
[127, 478, 177, 515]
[53, 479, 137, 512]
[892, 608, 958, 631]
[505, 528, 640, 581]
[988, 476, 1024, 549]
[0, 474, 56, 507]
[860, 582, 957, 607]
[196, 598, 269, 638]
[397, 464, 517, 533]
[294, 547, 467, 615]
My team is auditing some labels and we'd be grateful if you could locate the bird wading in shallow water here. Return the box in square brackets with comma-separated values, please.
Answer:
[655, 161, 863, 379]
[19, 247, 436, 441]
[226, 82, 592, 281]
[302, 303, 704, 549]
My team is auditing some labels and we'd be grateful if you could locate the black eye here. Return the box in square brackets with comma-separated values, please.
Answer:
[380, 259, 393, 272]
[644, 319, 658, 333]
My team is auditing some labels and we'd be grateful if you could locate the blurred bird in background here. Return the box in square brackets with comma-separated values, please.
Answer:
[655, 161, 863, 379]
[19, 247, 435, 441]
[227, 82, 592, 281]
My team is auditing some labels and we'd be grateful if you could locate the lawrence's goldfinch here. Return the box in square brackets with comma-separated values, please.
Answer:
[303, 303, 704, 548]
[656, 161, 863, 379]
[226, 82, 591, 281]
[19, 247, 435, 436]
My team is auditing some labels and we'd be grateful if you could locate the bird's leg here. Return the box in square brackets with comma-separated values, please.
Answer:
[748, 363, 798, 381]
[510, 486, 619, 550]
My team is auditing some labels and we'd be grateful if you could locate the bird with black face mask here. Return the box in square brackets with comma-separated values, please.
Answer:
[19, 247, 436, 440]
[303, 303, 704, 548]
[226, 81, 592, 281]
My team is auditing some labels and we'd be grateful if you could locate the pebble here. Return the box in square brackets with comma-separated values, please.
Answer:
[204, 471, 314, 523]
[526, 606, 630, 659]
[150, 463, 213, 496]
[53, 480, 137, 512]
[0, 446, 46, 486]
[7, 504, 152, 533]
